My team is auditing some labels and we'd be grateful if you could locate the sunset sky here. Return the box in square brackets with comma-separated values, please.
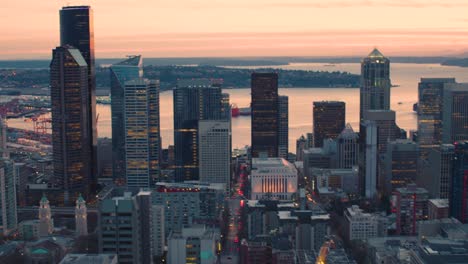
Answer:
[2, 0, 468, 59]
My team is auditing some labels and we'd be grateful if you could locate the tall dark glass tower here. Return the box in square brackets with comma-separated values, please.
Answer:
[251, 72, 279, 158]
[360, 48, 391, 124]
[50, 46, 91, 204]
[60, 6, 97, 192]
[449, 141, 468, 223]
[313, 101, 345, 148]
[173, 79, 222, 181]
[110, 56, 143, 184]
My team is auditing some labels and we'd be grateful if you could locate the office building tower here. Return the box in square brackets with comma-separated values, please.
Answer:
[152, 205, 165, 258]
[98, 191, 153, 264]
[417, 78, 456, 160]
[361, 121, 378, 198]
[167, 225, 220, 264]
[38, 194, 54, 237]
[419, 144, 454, 199]
[251, 158, 298, 200]
[337, 124, 359, 169]
[442, 83, 468, 143]
[296, 135, 307, 161]
[124, 79, 160, 188]
[50, 46, 92, 204]
[278, 95, 289, 159]
[251, 72, 279, 158]
[174, 79, 222, 181]
[383, 140, 418, 193]
[302, 148, 334, 179]
[313, 101, 345, 148]
[0, 160, 17, 236]
[199, 120, 231, 191]
[360, 110, 401, 195]
[0, 117, 8, 158]
[394, 184, 429, 235]
[60, 6, 97, 191]
[75, 194, 88, 237]
[449, 141, 468, 223]
[360, 48, 391, 123]
[110, 56, 143, 182]
[153, 182, 225, 235]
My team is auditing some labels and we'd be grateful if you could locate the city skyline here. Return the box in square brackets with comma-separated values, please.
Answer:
[2, 0, 468, 59]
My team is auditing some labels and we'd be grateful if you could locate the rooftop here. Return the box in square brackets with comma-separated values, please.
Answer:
[113, 55, 142, 67]
[59, 253, 117, 264]
[429, 199, 449, 208]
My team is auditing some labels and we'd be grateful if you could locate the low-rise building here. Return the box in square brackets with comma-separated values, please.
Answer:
[428, 199, 449, 220]
[59, 254, 118, 264]
[344, 205, 385, 241]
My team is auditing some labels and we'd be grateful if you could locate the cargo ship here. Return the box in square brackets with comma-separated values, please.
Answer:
[231, 104, 251, 117]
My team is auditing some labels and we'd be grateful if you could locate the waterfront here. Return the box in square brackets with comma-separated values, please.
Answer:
[6, 62, 468, 152]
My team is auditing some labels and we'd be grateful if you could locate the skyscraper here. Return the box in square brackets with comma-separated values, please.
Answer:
[50, 46, 92, 204]
[0, 159, 17, 236]
[251, 72, 279, 158]
[417, 78, 456, 159]
[360, 48, 391, 123]
[383, 139, 418, 193]
[98, 191, 154, 264]
[449, 141, 468, 223]
[361, 120, 378, 198]
[296, 135, 307, 162]
[173, 79, 222, 181]
[337, 124, 359, 169]
[199, 120, 231, 191]
[278, 95, 289, 159]
[60, 6, 97, 192]
[110, 56, 143, 183]
[442, 83, 468, 144]
[0, 117, 8, 158]
[124, 79, 160, 188]
[313, 101, 345, 148]
[420, 144, 454, 199]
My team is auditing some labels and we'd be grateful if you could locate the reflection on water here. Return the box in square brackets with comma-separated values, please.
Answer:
[7, 63, 468, 152]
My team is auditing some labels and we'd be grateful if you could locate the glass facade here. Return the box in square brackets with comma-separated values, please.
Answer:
[50, 47, 91, 204]
[313, 101, 345, 148]
[60, 6, 97, 193]
[450, 141, 468, 223]
[251, 72, 279, 158]
[110, 56, 143, 183]
[278, 95, 289, 159]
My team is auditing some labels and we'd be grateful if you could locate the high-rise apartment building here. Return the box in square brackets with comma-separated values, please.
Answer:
[313, 101, 345, 148]
[0, 159, 17, 236]
[110, 56, 143, 182]
[442, 83, 468, 144]
[124, 79, 160, 188]
[278, 95, 289, 159]
[173, 79, 222, 181]
[199, 120, 231, 191]
[60, 6, 97, 191]
[98, 191, 153, 264]
[50, 46, 92, 204]
[360, 48, 391, 123]
[337, 124, 359, 169]
[251, 72, 279, 158]
[449, 141, 468, 223]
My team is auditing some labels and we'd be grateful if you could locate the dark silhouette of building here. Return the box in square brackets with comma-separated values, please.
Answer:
[50, 46, 92, 204]
[251, 73, 279, 158]
[60, 6, 97, 193]
[278, 95, 289, 159]
[313, 101, 345, 148]
[360, 48, 390, 124]
[173, 79, 222, 181]
[109, 56, 143, 183]
[450, 141, 468, 223]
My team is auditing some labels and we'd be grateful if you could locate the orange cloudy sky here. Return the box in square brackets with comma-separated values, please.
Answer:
[2, 0, 468, 59]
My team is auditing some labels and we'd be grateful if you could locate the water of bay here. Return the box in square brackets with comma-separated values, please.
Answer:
[8, 63, 468, 152]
